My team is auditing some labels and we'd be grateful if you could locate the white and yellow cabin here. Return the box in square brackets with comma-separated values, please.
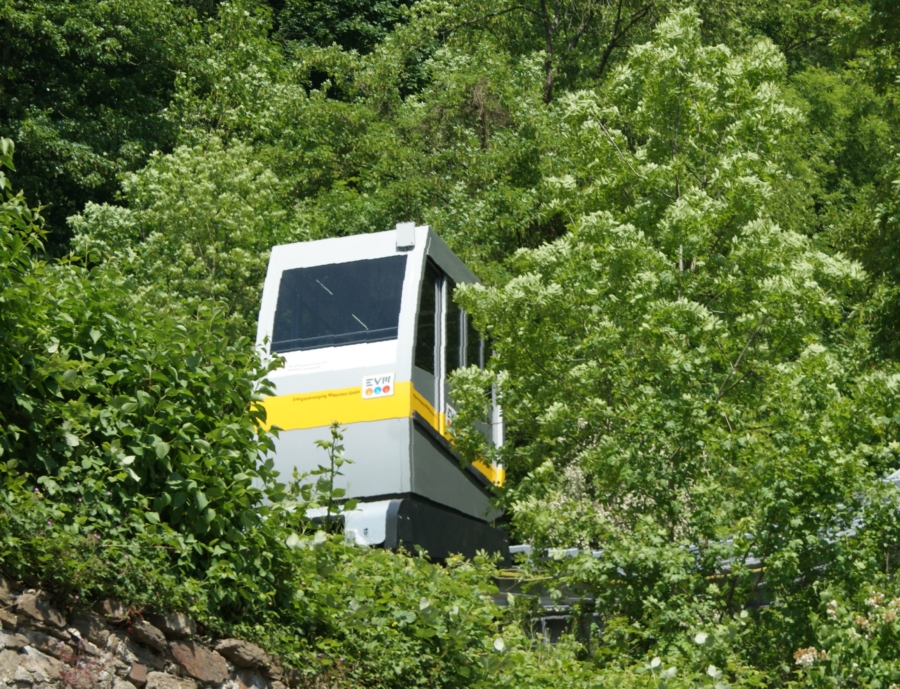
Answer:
[256, 223, 507, 559]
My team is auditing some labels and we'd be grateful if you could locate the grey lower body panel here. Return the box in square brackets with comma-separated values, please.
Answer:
[410, 417, 500, 520]
[270, 417, 499, 521]
[271, 415, 507, 559]
[271, 419, 409, 498]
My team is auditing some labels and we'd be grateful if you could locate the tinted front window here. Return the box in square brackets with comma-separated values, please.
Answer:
[272, 255, 407, 353]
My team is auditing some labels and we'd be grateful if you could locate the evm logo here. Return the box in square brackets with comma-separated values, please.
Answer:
[362, 373, 395, 399]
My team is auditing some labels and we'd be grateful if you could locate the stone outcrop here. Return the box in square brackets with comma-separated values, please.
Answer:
[127, 662, 148, 688]
[212, 641, 268, 670]
[0, 580, 300, 689]
[0, 610, 16, 632]
[0, 578, 16, 606]
[129, 622, 167, 654]
[169, 642, 228, 685]
[17, 594, 67, 630]
[94, 601, 128, 621]
[71, 612, 111, 648]
[146, 672, 197, 689]
[146, 615, 194, 640]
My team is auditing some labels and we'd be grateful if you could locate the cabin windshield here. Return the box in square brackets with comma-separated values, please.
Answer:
[272, 255, 407, 353]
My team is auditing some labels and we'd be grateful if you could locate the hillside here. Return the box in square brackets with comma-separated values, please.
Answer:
[3, 0, 900, 686]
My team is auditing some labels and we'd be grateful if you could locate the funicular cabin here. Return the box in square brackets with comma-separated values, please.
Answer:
[256, 223, 508, 560]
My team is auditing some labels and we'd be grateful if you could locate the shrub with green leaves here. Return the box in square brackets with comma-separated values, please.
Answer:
[0, 138, 302, 593]
[796, 587, 900, 687]
[0, 137, 606, 689]
[449, 9, 900, 679]
[0, 486, 204, 614]
[70, 136, 304, 339]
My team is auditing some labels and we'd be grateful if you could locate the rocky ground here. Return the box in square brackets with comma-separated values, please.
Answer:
[0, 577, 300, 689]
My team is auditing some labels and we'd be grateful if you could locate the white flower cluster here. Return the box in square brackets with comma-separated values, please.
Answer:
[793, 647, 827, 668]
[866, 592, 886, 608]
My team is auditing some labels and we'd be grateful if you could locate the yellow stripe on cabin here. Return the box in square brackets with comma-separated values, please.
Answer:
[472, 460, 505, 488]
[260, 383, 504, 487]
[261, 381, 415, 431]
[411, 386, 440, 430]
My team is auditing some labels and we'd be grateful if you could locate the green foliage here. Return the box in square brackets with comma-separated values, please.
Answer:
[0, 0, 197, 251]
[0, 138, 305, 606]
[542, 8, 800, 228]
[0, 250, 282, 550]
[772, 66, 892, 245]
[410, 0, 660, 103]
[0, 487, 204, 613]
[5, 0, 900, 686]
[796, 588, 900, 686]
[694, 0, 867, 71]
[847, 152, 900, 362]
[256, 539, 510, 687]
[455, 8, 869, 513]
[850, 0, 900, 90]
[0, 138, 46, 433]
[310, 422, 359, 527]
[70, 136, 302, 337]
[274, 0, 415, 55]
[450, 10, 900, 680]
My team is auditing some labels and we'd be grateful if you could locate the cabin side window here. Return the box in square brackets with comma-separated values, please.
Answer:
[271, 255, 407, 353]
[446, 278, 463, 374]
[449, 285, 486, 372]
[415, 261, 486, 380]
[414, 260, 440, 374]
[466, 312, 483, 368]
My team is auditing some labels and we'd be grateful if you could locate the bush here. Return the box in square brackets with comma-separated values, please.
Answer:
[0, 137, 577, 688]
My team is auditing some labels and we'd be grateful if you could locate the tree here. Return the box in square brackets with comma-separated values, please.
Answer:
[410, 0, 658, 103]
[0, 138, 287, 574]
[693, 0, 868, 71]
[273, 0, 415, 55]
[451, 10, 900, 670]
[70, 137, 302, 338]
[0, 0, 198, 253]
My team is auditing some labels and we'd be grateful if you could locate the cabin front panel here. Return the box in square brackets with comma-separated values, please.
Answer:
[256, 226, 503, 522]
[271, 418, 411, 499]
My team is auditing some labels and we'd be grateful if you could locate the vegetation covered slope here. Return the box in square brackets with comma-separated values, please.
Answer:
[3, 0, 900, 686]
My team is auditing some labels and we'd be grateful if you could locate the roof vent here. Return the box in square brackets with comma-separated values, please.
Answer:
[395, 222, 416, 251]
